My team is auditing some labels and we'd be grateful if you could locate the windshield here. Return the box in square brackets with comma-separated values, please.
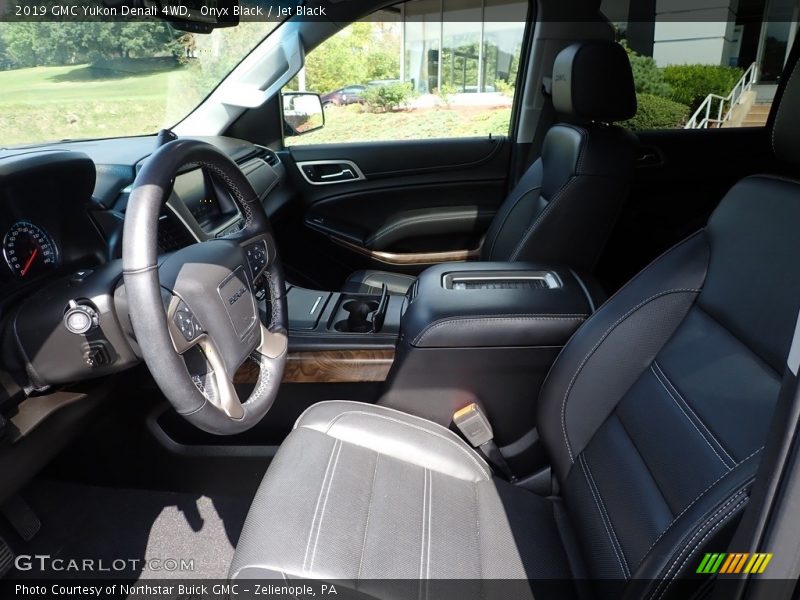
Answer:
[0, 21, 276, 147]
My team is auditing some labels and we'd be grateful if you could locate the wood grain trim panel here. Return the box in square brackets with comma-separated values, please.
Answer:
[234, 349, 395, 384]
[331, 237, 482, 266]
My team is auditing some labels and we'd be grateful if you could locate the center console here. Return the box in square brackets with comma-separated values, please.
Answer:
[282, 261, 601, 475]
[285, 285, 403, 349]
[381, 261, 601, 475]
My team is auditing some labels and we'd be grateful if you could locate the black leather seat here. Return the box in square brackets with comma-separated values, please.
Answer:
[343, 40, 638, 295]
[231, 51, 800, 599]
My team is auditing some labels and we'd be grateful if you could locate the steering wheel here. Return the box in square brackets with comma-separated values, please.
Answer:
[122, 139, 288, 435]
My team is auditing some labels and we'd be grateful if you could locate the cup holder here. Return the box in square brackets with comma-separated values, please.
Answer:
[334, 299, 380, 333]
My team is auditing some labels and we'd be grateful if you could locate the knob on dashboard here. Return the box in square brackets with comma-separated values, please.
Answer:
[64, 300, 99, 335]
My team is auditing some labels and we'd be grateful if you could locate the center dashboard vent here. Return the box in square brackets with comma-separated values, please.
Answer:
[239, 145, 280, 167]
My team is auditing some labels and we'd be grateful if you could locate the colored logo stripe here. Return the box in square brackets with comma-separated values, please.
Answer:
[697, 553, 773, 574]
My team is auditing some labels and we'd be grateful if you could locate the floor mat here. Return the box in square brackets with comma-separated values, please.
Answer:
[11, 479, 250, 580]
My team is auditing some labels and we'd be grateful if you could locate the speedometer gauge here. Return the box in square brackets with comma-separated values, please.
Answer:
[3, 220, 59, 278]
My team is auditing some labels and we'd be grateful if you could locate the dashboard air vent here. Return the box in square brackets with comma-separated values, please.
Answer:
[237, 146, 281, 167]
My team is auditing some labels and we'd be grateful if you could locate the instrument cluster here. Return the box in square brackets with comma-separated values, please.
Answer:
[2, 220, 60, 279]
[0, 150, 103, 295]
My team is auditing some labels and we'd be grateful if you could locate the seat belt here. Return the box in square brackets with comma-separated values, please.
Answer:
[711, 308, 800, 600]
[453, 403, 516, 482]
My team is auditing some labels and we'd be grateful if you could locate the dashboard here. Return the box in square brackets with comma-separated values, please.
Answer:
[0, 134, 288, 503]
[0, 135, 287, 407]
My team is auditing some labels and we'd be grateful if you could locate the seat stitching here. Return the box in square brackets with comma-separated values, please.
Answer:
[657, 489, 746, 581]
[419, 468, 428, 585]
[308, 439, 343, 573]
[315, 410, 491, 479]
[651, 495, 748, 600]
[583, 454, 631, 577]
[509, 176, 579, 261]
[652, 361, 736, 466]
[426, 469, 433, 581]
[357, 453, 380, 580]
[302, 439, 338, 574]
[473, 483, 483, 592]
[486, 185, 543, 260]
[650, 365, 732, 469]
[560, 289, 702, 463]
[581, 454, 631, 578]
[558, 123, 589, 173]
[635, 448, 762, 571]
[413, 314, 588, 346]
[579, 455, 629, 579]
[656, 497, 748, 600]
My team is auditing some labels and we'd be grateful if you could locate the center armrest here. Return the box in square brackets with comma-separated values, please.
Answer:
[401, 262, 597, 349]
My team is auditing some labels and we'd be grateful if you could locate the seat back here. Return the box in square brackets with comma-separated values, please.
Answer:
[536, 51, 800, 597]
[481, 40, 638, 270]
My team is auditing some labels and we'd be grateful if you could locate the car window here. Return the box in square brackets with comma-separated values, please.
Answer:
[285, 0, 528, 146]
[0, 22, 276, 147]
[605, 2, 795, 131]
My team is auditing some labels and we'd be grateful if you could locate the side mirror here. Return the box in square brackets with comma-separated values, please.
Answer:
[282, 93, 325, 136]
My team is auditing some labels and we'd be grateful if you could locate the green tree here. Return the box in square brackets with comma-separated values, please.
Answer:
[621, 41, 672, 97]
[0, 22, 180, 69]
[304, 21, 400, 93]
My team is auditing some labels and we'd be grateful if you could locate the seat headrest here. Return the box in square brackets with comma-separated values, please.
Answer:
[552, 40, 637, 123]
[772, 53, 800, 164]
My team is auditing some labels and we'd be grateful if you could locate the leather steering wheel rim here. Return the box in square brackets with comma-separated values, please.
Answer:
[122, 139, 288, 435]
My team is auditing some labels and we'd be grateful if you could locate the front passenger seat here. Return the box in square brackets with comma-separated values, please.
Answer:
[343, 40, 638, 295]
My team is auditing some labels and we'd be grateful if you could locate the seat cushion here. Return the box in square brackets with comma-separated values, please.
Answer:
[230, 402, 583, 596]
[342, 270, 416, 295]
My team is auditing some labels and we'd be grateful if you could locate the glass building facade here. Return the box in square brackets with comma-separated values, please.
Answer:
[604, 0, 800, 84]
[400, 0, 528, 94]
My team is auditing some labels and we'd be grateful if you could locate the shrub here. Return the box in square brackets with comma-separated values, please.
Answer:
[662, 64, 743, 112]
[363, 82, 416, 112]
[434, 83, 459, 107]
[628, 53, 673, 97]
[619, 41, 672, 98]
[622, 93, 689, 130]
[495, 79, 515, 98]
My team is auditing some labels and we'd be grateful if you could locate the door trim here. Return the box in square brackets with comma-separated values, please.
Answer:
[331, 236, 483, 266]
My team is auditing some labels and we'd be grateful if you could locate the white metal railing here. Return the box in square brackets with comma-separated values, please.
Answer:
[684, 62, 759, 129]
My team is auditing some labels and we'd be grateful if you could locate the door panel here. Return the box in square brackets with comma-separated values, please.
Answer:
[277, 137, 511, 289]
[597, 126, 774, 292]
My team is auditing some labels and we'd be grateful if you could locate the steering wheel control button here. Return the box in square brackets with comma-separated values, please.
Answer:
[245, 241, 268, 276]
[63, 300, 99, 335]
[173, 302, 202, 342]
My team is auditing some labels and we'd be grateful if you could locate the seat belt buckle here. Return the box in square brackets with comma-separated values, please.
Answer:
[453, 403, 516, 482]
[453, 403, 494, 447]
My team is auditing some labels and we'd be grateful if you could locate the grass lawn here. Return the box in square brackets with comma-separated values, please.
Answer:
[0, 60, 200, 147]
[287, 104, 513, 145]
[1, 63, 512, 147]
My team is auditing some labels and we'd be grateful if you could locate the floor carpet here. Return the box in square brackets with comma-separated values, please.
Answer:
[11, 479, 251, 580]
